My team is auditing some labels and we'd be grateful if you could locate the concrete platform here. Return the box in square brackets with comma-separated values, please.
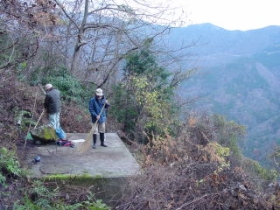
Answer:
[22, 133, 141, 179]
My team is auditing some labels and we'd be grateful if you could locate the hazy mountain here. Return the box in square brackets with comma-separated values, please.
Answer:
[171, 23, 280, 166]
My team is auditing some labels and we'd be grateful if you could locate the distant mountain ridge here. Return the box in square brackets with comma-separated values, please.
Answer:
[170, 23, 280, 55]
[171, 23, 280, 166]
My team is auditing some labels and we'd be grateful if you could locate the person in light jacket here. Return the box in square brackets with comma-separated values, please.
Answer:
[89, 88, 110, 148]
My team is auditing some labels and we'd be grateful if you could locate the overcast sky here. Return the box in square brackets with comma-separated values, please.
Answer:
[176, 0, 280, 30]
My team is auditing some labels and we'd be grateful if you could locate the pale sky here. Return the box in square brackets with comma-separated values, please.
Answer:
[178, 0, 280, 30]
[95, 0, 280, 31]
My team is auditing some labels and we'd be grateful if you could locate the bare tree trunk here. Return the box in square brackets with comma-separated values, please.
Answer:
[70, 0, 89, 74]
[53, 0, 193, 92]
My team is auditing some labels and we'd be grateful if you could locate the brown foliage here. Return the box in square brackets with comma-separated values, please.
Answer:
[0, 0, 58, 29]
[116, 120, 277, 210]
[0, 75, 279, 209]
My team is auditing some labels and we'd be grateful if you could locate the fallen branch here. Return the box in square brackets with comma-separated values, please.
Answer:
[176, 193, 218, 210]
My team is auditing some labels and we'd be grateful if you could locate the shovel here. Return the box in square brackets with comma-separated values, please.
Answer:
[24, 110, 45, 147]
[34, 110, 45, 129]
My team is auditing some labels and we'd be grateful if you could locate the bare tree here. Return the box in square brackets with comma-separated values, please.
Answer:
[53, 0, 190, 88]
[0, 0, 196, 95]
[0, 0, 60, 74]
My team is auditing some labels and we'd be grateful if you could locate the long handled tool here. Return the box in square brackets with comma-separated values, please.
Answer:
[24, 110, 45, 146]
[78, 103, 106, 153]
[24, 87, 40, 148]
[34, 110, 45, 129]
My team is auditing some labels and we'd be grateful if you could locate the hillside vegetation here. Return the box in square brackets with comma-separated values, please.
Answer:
[1, 76, 280, 209]
[1, 0, 280, 209]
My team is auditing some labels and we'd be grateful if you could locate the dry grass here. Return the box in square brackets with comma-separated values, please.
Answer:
[115, 117, 277, 210]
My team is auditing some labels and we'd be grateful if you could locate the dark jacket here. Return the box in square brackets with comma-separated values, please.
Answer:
[44, 88, 61, 114]
[89, 96, 109, 123]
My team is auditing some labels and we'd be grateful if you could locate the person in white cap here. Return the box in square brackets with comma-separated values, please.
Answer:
[89, 88, 110, 148]
[44, 84, 61, 130]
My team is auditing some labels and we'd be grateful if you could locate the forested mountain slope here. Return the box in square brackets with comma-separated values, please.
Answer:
[170, 23, 280, 166]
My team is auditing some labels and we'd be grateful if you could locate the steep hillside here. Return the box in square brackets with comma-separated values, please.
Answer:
[171, 24, 280, 166]
[1, 72, 279, 210]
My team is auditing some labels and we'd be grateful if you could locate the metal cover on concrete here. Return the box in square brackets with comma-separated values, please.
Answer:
[22, 133, 141, 178]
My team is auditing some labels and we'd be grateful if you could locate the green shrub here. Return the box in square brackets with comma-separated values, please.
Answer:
[13, 189, 111, 210]
[0, 147, 23, 185]
[212, 114, 245, 159]
[26, 66, 93, 105]
[243, 157, 278, 181]
[15, 109, 35, 128]
[48, 75, 91, 102]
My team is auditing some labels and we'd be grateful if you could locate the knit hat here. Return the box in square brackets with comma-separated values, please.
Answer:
[45, 84, 53, 91]
[95, 88, 103, 96]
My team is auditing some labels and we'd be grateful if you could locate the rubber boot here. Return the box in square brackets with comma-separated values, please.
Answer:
[92, 134, 97, 149]
[100, 133, 107, 147]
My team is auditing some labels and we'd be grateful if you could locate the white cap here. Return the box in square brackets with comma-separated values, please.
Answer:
[95, 88, 103, 96]
[45, 84, 53, 90]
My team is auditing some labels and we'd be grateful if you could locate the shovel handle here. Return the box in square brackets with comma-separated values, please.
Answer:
[34, 110, 45, 129]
